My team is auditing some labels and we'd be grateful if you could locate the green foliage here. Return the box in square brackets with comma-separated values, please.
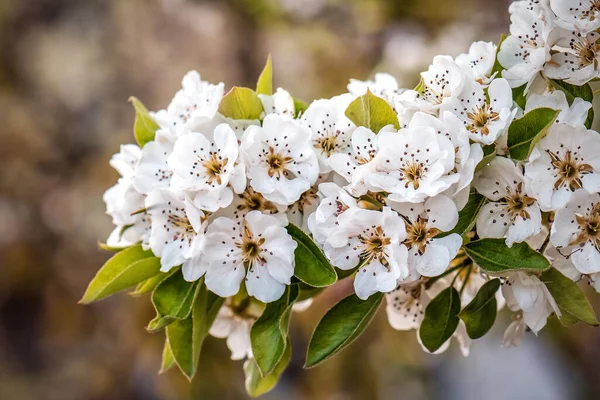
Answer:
[256, 54, 273, 95]
[507, 107, 559, 161]
[491, 34, 507, 76]
[293, 97, 309, 117]
[250, 285, 299, 375]
[550, 79, 595, 128]
[464, 239, 550, 274]
[438, 192, 487, 240]
[345, 89, 400, 133]
[287, 224, 337, 288]
[458, 279, 500, 339]
[129, 271, 172, 296]
[80, 245, 160, 303]
[166, 282, 224, 380]
[159, 338, 176, 374]
[218, 87, 264, 120]
[419, 287, 461, 353]
[244, 337, 292, 397]
[475, 144, 497, 172]
[129, 97, 159, 147]
[305, 292, 383, 368]
[147, 273, 200, 332]
[512, 84, 527, 110]
[541, 267, 598, 327]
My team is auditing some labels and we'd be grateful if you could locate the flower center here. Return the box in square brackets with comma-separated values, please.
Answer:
[548, 150, 593, 192]
[404, 217, 440, 255]
[315, 133, 339, 157]
[266, 147, 293, 178]
[400, 159, 426, 189]
[200, 152, 228, 186]
[467, 104, 499, 136]
[570, 35, 600, 69]
[505, 182, 536, 220]
[238, 188, 279, 214]
[236, 224, 266, 266]
[570, 203, 600, 248]
[359, 226, 391, 264]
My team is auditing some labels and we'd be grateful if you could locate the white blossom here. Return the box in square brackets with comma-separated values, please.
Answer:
[259, 88, 296, 118]
[132, 138, 174, 195]
[550, 0, 600, 33]
[209, 302, 254, 360]
[241, 114, 319, 205]
[456, 41, 498, 84]
[545, 28, 600, 85]
[525, 123, 600, 211]
[347, 73, 403, 106]
[525, 90, 592, 126]
[307, 182, 358, 245]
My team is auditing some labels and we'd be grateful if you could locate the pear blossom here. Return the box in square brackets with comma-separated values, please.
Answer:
[550, 0, 600, 33]
[456, 41, 498, 84]
[497, 6, 553, 90]
[210, 302, 254, 360]
[241, 114, 319, 205]
[366, 125, 459, 203]
[525, 90, 592, 126]
[168, 124, 245, 211]
[203, 211, 297, 303]
[545, 28, 600, 85]
[145, 189, 207, 280]
[103, 179, 150, 246]
[395, 56, 466, 116]
[503, 316, 527, 347]
[501, 272, 559, 334]
[285, 175, 329, 231]
[391, 195, 462, 278]
[347, 73, 402, 106]
[323, 207, 408, 300]
[259, 88, 296, 118]
[109, 144, 142, 178]
[551, 190, 600, 274]
[307, 182, 358, 245]
[301, 94, 356, 172]
[442, 78, 516, 145]
[132, 139, 174, 195]
[525, 123, 600, 211]
[475, 157, 542, 247]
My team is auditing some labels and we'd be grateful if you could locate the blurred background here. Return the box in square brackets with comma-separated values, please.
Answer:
[1, 0, 600, 399]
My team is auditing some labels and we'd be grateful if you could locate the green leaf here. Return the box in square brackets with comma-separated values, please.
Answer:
[438, 192, 487, 239]
[256, 54, 273, 95]
[130, 271, 172, 296]
[250, 285, 299, 375]
[458, 279, 500, 339]
[475, 144, 497, 172]
[512, 84, 527, 110]
[491, 34, 507, 76]
[159, 338, 176, 374]
[166, 282, 224, 380]
[507, 107, 559, 161]
[464, 239, 551, 274]
[345, 89, 400, 133]
[293, 97, 309, 117]
[147, 314, 176, 333]
[218, 87, 264, 120]
[287, 223, 337, 288]
[129, 97, 159, 147]
[305, 292, 383, 368]
[97, 241, 127, 252]
[419, 287, 461, 352]
[414, 78, 425, 93]
[80, 245, 160, 304]
[550, 79, 594, 128]
[152, 272, 199, 320]
[244, 336, 292, 397]
[541, 267, 598, 327]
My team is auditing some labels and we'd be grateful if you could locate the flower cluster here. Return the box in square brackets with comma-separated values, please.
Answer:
[88, 0, 600, 395]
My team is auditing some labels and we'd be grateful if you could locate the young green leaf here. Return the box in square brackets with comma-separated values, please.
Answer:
[166, 282, 224, 380]
[541, 267, 598, 327]
[146, 314, 176, 333]
[345, 89, 400, 133]
[458, 279, 500, 339]
[293, 97, 309, 117]
[491, 34, 507, 76]
[129, 97, 160, 147]
[419, 287, 461, 353]
[475, 144, 497, 172]
[159, 338, 176, 374]
[464, 239, 550, 274]
[305, 292, 383, 368]
[507, 107, 559, 161]
[80, 245, 160, 304]
[256, 54, 273, 95]
[250, 285, 299, 376]
[438, 192, 487, 239]
[512, 84, 527, 110]
[244, 336, 292, 397]
[218, 87, 264, 120]
[287, 223, 337, 287]
[152, 272, 199, 320]
[129, 271, 172, 297]
[550, 79, 594, 128]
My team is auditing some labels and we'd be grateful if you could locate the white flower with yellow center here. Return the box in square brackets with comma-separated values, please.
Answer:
[367, 126, 459, 203]
[442, 78, 515, 145]
[347, 73, 403, 106]
[145, 189, 207, 281]
[456, 41, 498, 84]
[301, 94, 356, 172]
[551, 190, 600, 274]
[475, 157, 542, 247]
[132, 138, 174, 195]
[545, 28, 600, 85]
[168, 124, 245, 212]
[391, 195, 462, 278]
[307, 182, 358, 245]
[323, 207, 408, 300]
[259, 88, 296, 118]
[203, 211, 297, 303]
[525, 123, 600, 211]
[551, 0, 600, 33]
[525, 90, 592, 126]
[241, 114, 319, 206]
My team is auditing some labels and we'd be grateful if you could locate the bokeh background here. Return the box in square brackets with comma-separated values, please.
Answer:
[2, 0, 600, 399]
